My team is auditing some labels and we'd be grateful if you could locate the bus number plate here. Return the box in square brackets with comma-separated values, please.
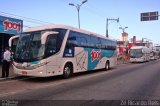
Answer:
[22, 71, 27, 75]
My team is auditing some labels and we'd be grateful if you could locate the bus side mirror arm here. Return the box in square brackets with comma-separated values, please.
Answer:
[9, 35, 19, 48]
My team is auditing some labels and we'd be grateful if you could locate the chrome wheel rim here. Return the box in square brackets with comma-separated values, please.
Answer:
[64, 67, 71, 77]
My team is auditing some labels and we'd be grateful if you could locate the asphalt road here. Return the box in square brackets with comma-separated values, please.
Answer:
[0, 60, 160, 106]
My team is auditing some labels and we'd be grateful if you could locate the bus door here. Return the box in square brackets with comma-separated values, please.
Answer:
[41, 31, 59, 76]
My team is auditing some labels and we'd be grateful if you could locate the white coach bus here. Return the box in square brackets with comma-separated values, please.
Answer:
[129, 46, 151, 63]
[9, 24, 117, 78]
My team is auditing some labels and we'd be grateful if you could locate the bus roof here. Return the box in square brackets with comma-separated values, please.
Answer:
[24, 24, 116, 42]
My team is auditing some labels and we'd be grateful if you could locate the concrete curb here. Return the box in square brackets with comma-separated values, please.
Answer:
[0, 76, 18, 82]
[0, 75, 36, 82]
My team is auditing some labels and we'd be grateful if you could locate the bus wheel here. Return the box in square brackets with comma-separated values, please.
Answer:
[105, 61, 110, 71]
[63, 64, 72, 79]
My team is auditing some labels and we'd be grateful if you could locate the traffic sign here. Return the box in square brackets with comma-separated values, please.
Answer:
[141, 11, 159, 21]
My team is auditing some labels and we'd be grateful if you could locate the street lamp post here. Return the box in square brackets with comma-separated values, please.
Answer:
[119, 27, 128, 33]
[69, 0, 87, 29]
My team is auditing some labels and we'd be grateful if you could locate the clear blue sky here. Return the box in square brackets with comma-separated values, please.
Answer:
[0, 0, 160, 44]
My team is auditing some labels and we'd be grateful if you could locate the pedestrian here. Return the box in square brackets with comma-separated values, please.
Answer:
[2, 47, 11, 78]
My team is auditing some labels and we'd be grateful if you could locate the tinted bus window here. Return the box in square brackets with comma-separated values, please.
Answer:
[45, 29, 66, 57]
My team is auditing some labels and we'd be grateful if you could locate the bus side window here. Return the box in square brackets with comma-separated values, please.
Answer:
[100, 39, 106, 49]
[66, 36, 77, 48]
[66, 31, 78, 48]
[90, 36, 101, 48]
[46, 35, 57, 56]
[78, 37, 87, 47]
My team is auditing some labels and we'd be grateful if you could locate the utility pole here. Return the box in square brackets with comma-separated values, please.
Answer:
[106, 18, 119, 37]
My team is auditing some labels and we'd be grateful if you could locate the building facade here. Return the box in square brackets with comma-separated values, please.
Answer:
[0, 15, 23, 63]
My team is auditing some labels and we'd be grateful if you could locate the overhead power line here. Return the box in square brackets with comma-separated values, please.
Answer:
[0, 11, 53, 25]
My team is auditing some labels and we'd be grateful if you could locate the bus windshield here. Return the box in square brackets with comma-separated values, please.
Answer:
[14, 31, 44, 62]
[14, 29, 66, 62]
[130, 49, 143, 58]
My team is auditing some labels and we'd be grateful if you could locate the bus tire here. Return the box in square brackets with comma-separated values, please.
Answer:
[105, 61, 110, 71]
[63, 63, 73, 79]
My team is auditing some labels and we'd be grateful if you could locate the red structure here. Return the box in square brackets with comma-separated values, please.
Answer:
[117, 33, 152, 62]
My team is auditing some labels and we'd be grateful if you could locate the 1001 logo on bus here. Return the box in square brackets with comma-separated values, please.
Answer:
[3, 19, 21, 32]
[91, 49, 101, 62]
